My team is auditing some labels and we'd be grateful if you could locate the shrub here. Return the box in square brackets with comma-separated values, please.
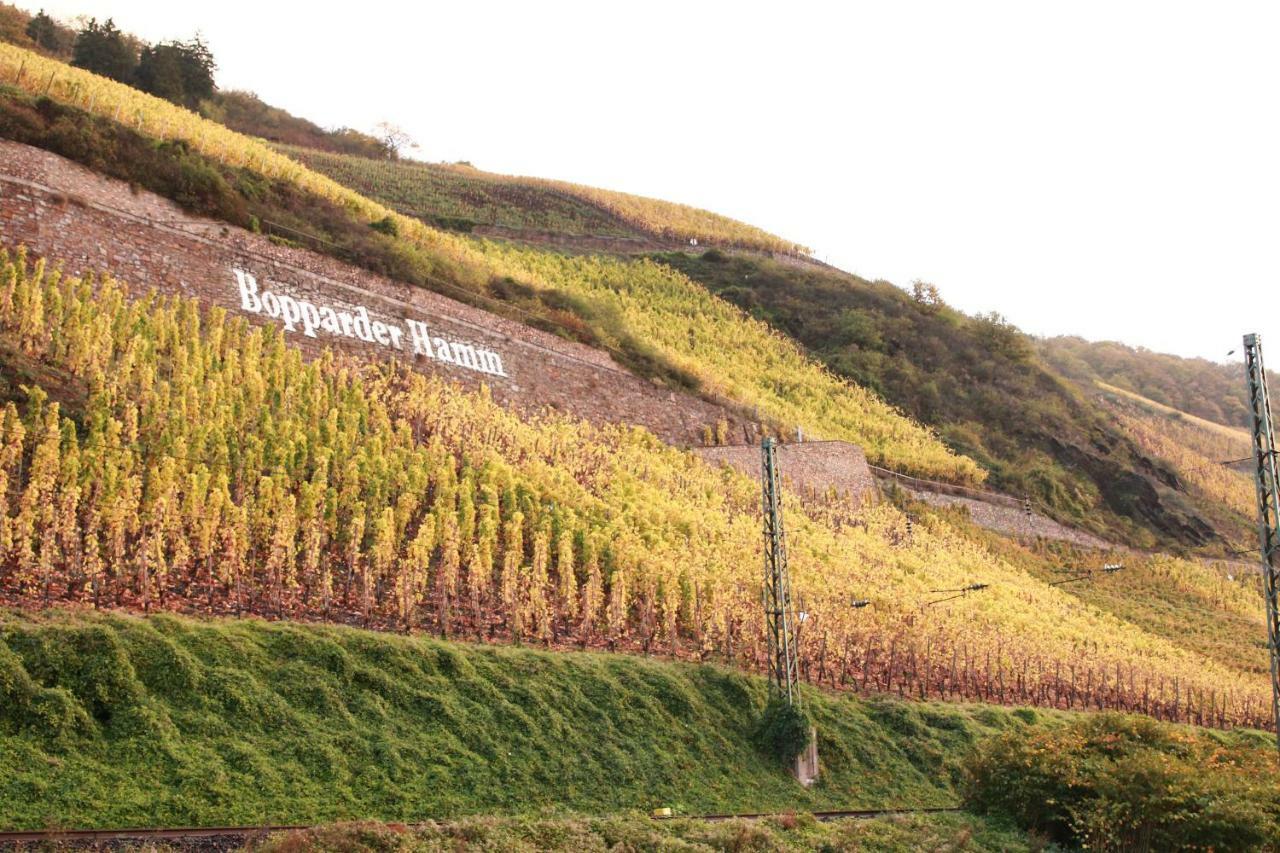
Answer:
[754, 696, 812, 765]
[962, 713, 1280, 851]
[369, 215, 399, 236]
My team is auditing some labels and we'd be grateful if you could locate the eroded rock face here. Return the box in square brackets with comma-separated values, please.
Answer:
[1049, 435, 1219, 548]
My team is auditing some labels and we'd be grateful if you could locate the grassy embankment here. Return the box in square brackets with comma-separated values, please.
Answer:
[4, 608, 1052, 831]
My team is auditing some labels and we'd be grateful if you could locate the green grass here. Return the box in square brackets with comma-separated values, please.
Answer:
[0, 608, 1057, 831]
[252, 812, 1038, 852]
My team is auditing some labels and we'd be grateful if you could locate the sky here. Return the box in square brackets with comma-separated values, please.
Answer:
[32, 0, 1280, 363]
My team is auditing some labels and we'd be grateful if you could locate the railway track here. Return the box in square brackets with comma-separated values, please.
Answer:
[0, 806, 964, 846]
[695, 806, 962, 823]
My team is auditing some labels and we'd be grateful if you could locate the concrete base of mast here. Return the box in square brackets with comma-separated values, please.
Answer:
[793, 727, 819, 786]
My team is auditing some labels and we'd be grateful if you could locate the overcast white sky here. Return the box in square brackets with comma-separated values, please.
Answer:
[32, 0, 1280, 362]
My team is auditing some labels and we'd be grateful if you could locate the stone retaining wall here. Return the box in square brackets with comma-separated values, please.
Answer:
[690, 440, 878, 504]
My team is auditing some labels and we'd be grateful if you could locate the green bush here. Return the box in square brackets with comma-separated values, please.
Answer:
[369, 214, 399, 236]
[754, 695, 812, 765]
[963, 713, 1280, 851]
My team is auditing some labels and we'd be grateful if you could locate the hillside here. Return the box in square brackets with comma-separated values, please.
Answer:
[0, 8, 1278, 850]
[1095, 383, 1256, 547]
[0, 248, 1270, 729]
[1040, 334, 1272, 429]
[205, 91, 393, 159]
[282, 145, 808, 255]
[282, 145, 639, 237]
[277, 143, 1261, 554]
[0, 42, 977, 484]
[0, 608, 1024, 828]
[4, 608, 1275, 840]
[0, 40, 1274, 717]
[651, 250, 1246, 551]
[6, 610, 1279, 850]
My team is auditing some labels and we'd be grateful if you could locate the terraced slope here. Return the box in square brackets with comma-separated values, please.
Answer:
[0, 41, 1271, 729]
[278, 144, 1260, 552]
[280, 145, 642, 238]
[0, 43, 971, 484]
[1093, 383, 1255, 546]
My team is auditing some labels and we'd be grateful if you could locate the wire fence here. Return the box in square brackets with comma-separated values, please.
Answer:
[867, 464, 1028, 510]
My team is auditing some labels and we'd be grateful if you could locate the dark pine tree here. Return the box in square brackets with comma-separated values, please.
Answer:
[25, 10, 65, 53]
[71, 18, 136, 83]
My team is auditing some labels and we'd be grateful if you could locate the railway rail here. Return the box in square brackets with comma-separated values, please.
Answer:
[0, 807, 963, 846]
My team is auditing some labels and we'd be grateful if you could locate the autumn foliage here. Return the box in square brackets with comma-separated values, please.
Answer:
[0, 249, 1270, 732]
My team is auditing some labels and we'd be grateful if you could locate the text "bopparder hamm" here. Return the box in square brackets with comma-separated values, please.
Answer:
[234, 269, 507, 377]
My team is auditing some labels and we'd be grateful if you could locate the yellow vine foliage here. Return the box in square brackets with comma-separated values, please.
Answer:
[477, 245, 984, 483]
[0, 249, 1268, 727]
[525, 176, 808, 254]
[1113, 411, 1255, 522]
[1098, 381, 1252, 448]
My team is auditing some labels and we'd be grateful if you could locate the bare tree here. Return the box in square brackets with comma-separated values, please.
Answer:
[374, 121, 418, 160]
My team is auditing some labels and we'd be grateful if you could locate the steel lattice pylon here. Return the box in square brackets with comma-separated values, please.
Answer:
[761, 437, 801, 706]
[1243, 333, 1280, 749]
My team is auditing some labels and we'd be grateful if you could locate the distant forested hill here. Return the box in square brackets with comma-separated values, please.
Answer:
[1038, 336, 1270, 430]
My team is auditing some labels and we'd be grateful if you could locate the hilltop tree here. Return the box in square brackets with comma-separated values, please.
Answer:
[911, 280, 943, 311]
[136, 36, 216, 110]
[0, 3, 27, 46]
[134, 43, 184, 104]
[71, 18, 136, 83]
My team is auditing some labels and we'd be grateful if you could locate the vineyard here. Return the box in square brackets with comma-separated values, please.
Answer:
[0, 250, 1270, 730]
[0, 41, 979, 484]
[282, 145, 808, 253]
[0, 43, 807, 257]
[279, 145, 643, 237]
